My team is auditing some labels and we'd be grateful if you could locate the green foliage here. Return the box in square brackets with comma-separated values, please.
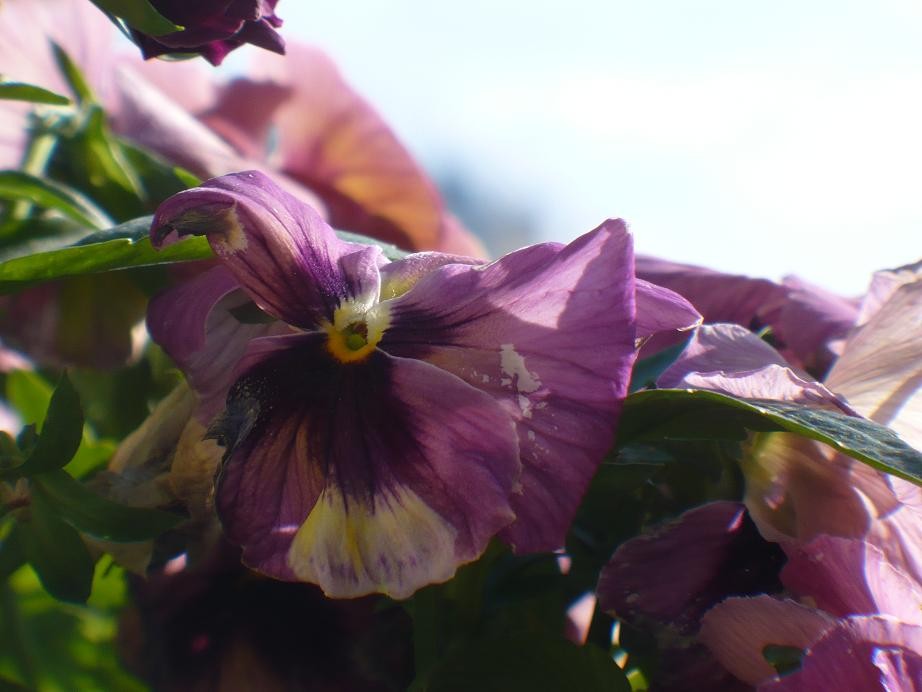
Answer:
[49, 43, 93, 106]
[619, 389, 922, 485]
[31, 470, 181, 543]
[763, 644, 804, 677]
[6, 371, 117, 479]
[405, 544, 628, 691]
[14, 494, 94, 604]
[88, 0, 181, 36]
[6, 375, 83, 477]
[415, 631, 631, 692]
[0, 83, 69, 107]
[0, 558, 146, 691]
[0, 171, 112, 229]
[628, 338, 689, 392]
[0, 224, 211, 294]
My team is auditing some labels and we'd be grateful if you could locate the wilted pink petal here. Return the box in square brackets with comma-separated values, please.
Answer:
[699, 595, 835, 685]
[657, 324, 854, 413]
[760, 616, 922, 691]
[781, 535, 922, 624]
[598, 501, 783, 633]
[778, 276, 859, 374]
[208, 44, 464, 252]
[636, 256, 856, 372]
[826, 270, 922, 451]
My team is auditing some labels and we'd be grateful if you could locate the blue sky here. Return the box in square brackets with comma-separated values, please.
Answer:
[267, 1, 922, 293]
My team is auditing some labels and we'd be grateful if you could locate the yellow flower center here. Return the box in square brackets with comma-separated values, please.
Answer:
[323, 302, 390, 364]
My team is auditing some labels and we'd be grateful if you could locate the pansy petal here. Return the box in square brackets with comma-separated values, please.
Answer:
[826, 276, 922, 451]
[147, 265, 291, 422]
[854, 259, 922, 327]
[760, 616, 922, 691]
[781, 535, 922, 624]
[699, 596, 835, 685]
[634, 277, 702, 342]
[151, 172, 385, 328]
[111, 68, 327, 214]
[382, 220, 635, 552]
[635, 256, 787, 332]
[378, 251, 483, 300]
[778, 276, 859, 375]
[658, 324, 854, 413]
[598, 501, 784, 634]
[214, 333, 520, 598]
[218, 44, 453, 250]
[742, 433, 875, 544]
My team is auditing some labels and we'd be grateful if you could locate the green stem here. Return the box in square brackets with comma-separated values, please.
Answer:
[5, 127, 59, 226]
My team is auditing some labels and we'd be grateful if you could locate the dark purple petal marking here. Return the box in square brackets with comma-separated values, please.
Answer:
[213, 333, 520, 597]
[151, 171, 385, 329]
[381, 220, 636, 552]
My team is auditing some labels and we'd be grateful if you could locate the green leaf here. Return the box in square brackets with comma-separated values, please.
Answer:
[6, 371, 53, 428]
[50, 43, 94, 105]
[0, 558, 146, 690]
[15, 495, 94, 603]
[0, 526, 26, 581]
[8, 375, 83, 478]
[0, 218, 212, 294]
[0, 212, 417, 293]
[32, 470, 182, 542]
[0, 171, 112, 229]
[619, 389, 922, 485]
[88, 0, 182, 36]
[413, 632, 630, 692]
[0, 82, 69, 106]
[763, 644, 804, 676]
[629, 338, 690, 392]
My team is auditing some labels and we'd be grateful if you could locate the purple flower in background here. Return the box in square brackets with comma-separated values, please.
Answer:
[648, 260, 922, 688]
[131, 0, 284, 66]
[635, 256, 859, 376]
[147, 170, 661, 598]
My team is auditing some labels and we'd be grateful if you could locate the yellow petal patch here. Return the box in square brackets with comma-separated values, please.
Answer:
[288, 484, 459, 599]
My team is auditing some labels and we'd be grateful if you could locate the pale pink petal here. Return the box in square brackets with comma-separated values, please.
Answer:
[781, 536, 922, 624]
[658, 324, 854, 413]
[699, 595, 835, 686]
[826, 276, 922, 451]
[760, 616, 922, 691]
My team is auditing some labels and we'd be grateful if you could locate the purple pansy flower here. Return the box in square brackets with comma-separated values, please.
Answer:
[147, 170, 682, 598]
[130, 0, 285, 66]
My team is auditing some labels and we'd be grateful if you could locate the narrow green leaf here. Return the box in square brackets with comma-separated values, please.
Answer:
[0, 229, 212, 294]
[15, 495, 94, 603]
[88, 0, 182, 36]
[32, 470, 182, 542]
[49, 43, 94, 105]
[619, 389, 922, 485]
[10, 375, 84, 477]
[0, 213, 413, 293]
[0, 171, 111, 229]
[0, 82, 69, 106]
